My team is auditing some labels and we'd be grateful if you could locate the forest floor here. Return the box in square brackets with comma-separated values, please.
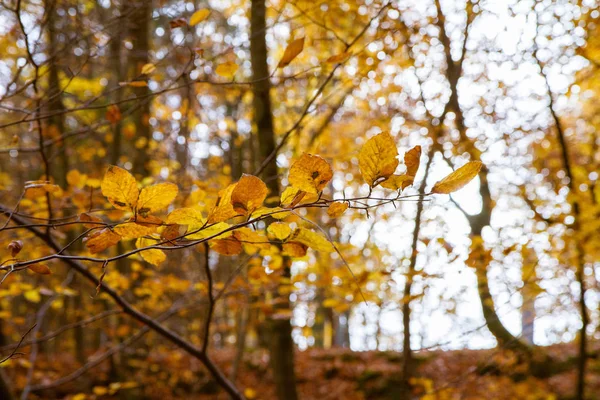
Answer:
[22, 342, 600, 399]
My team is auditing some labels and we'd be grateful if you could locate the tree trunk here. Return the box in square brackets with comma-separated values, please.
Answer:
[249, 1, 298, 399]
[128, 0, 152, 177]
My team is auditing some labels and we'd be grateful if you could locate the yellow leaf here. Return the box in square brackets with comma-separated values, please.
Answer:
[120, 81, 148, 87]
[136, 237, 166, 266]
[24, 289, 41, 303]
[282, 242, 308, 257]
[322, 298, 339, 308]
[288, 154, 333, 194]
[28, 263, 51, 275]
[290, 228, 334, 252]
[190, 9, 210, 25]
[267, 222, 292, 241]
[137, 183, 178, 216]
[244, 388, 257, 400]
[114, 216, 162, 239]
[280, 187, 307, 208]
[326, 51, 352, 64]
[230, 174, 268, 215]
[79, 213, 103, 229]
[67, 169, 87, 188]
[208, 184, 238, 223]
[327, 202, 348, 218]
[85, 228, 122, 253]
[215, 62, 238, 79]
[432, 161, 483, 194]
[93, 386, 108, 396]
[358, 132, 399, 186]
[167, 208, 206, 232]
[141, 63, 156, 75]
[235, 228, 270, 253]
[211, 237, 243, 256]
[101, 165, 139, 211]
[187, 222, 231, 240]
[404, 145, 421, 177]
[252, 206, 291, 220]
[278, 37, 305, 68]
[380, 174, 414, 191]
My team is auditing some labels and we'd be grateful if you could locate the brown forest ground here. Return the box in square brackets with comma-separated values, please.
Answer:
[16, 342, 600, 400]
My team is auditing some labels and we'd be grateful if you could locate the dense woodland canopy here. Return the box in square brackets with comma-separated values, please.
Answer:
[1, 0, 600, 399]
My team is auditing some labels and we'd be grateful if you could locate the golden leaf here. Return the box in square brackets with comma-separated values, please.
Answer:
[282, 242, 308, 257]
[290, 228, 334, 252]
[432, 161, 483, 194]
[235, 228, 270, 253]
[187, 222, 231, 240]
[189, 9, 210, 26]
[208, 184, 238, 223]
[326, 51, 352, 64]
[327, 202, 348, 218]
[24, 290, 41, 303]
[230, 174, 268, 215]
[113, 215, 162, 239]
[101, 165, 139, 211]
[28, 263, 51, 275]
[288, 154, 333, 194]
[380, 175, 414, 191]
[215, 62, 238, 79]
[267, 222, 292, 241]
[358, 132, 399, 186]
[136, 237, 166, 266]
[79, 213, 103, 229]
[404, 145, 421, 177]
[137, 183, 178, 216]
[120, 81, 148, 87]
[167, 208, 206, 234]
[141, 63, 156, 75]
[252, 206, 291, 220]
[85, 228, 122, 254]
[278, 37, 305, 68]
[161, 224, 184, 243]
[211, 236, 243, 256]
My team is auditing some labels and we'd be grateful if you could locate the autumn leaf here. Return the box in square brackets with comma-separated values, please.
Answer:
[215, 62, 238, 79]
[85, 228, 122, 253]
[432, 161, 483, 194]
[137, 183, 178, 216]
[326, 51, 352, 64]
[114, 215, 162, 239]
[405, 145, 421, 177]
[282, 242, 308, 257]
[327, 202, 348, 218]
[208, 184, 238, 223]
[79, 213, 103, 229]
[235, 228, 270, 253]
[278, 37, 305, 68]
[288, 154, 333, 194]
[7, 240, 23, 257]
[28, 263, 51, 275]
[136, 237, 166, 266]
[161, 224, 184, 243]
[101, 165, 139, 211]
[141, 63, 156, 75]
[380, 175, 414, 191]
[211, 236, 243, 256]
[24, 290, 41, 303]
[267, 222, 292, 241]
[290, 228, 334, 252]
[106, 104, 122, 124]
[358, 132, 399, 187]
[230, 174, 268, 215]
[167, 208, 206, 231]
[189, 9, 210, 26]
